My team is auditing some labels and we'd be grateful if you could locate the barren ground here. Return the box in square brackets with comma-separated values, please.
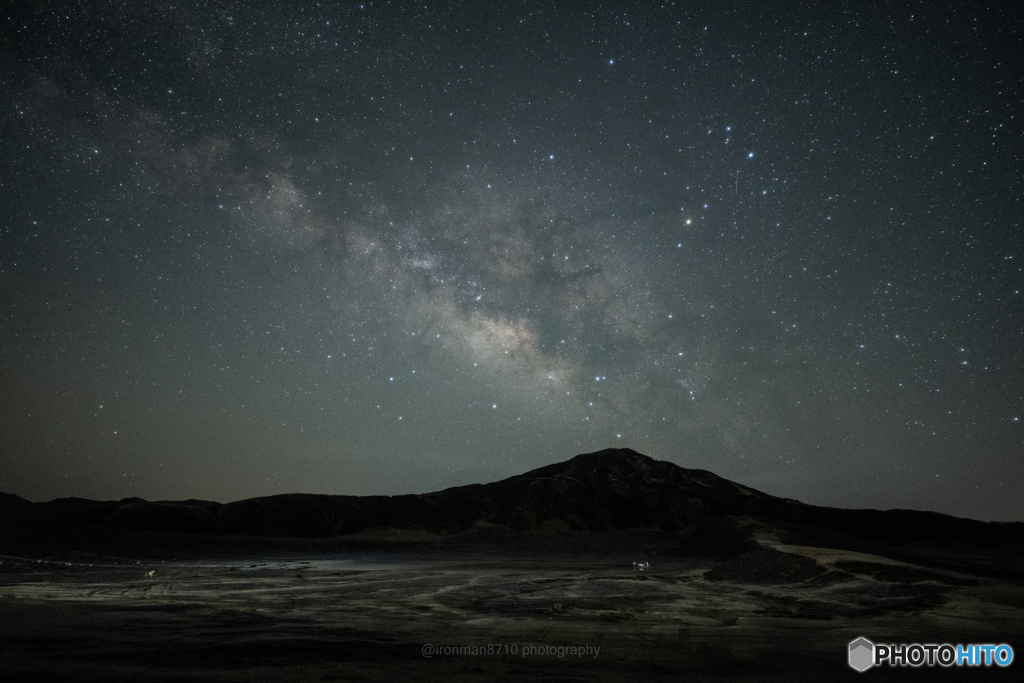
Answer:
[2, 541, 1021, 681]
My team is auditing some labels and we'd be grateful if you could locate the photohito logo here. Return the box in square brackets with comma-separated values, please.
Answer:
[849, 638, 874, 672]
[848, 637, 1014, 671]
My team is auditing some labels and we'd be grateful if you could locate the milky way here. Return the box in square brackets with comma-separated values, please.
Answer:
[1, 2, 1021, 520]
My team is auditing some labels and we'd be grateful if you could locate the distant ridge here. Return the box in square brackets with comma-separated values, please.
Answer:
[5, 449, 1021, 556]
[0, 491, 33, 518]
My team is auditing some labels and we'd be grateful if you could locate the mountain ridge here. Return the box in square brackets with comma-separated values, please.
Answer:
[4, 449, 1021, 554]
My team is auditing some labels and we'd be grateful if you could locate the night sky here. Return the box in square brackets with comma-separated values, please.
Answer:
[2, 2, 1021, 521]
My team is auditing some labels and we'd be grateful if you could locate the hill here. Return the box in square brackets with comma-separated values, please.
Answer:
[5, 449, 1017, 544]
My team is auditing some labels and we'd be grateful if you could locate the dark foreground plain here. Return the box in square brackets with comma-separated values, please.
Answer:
[3, 534, 1022, 681]
[2, 450, 1021, 680]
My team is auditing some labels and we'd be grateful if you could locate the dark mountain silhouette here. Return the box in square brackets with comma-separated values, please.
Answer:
[0, 491, 34, 519]
[3, 449, 1022, 574]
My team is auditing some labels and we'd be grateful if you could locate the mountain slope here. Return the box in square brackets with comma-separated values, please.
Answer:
[6, 449, 1022, 554]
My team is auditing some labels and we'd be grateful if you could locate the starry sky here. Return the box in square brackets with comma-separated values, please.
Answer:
[2, 1, 1022, 521]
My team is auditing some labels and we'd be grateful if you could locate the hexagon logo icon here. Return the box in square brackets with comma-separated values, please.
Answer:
[848, 637, 874, 672]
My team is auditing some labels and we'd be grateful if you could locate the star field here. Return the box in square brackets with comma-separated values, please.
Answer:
[1, 1, 1021, 520]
